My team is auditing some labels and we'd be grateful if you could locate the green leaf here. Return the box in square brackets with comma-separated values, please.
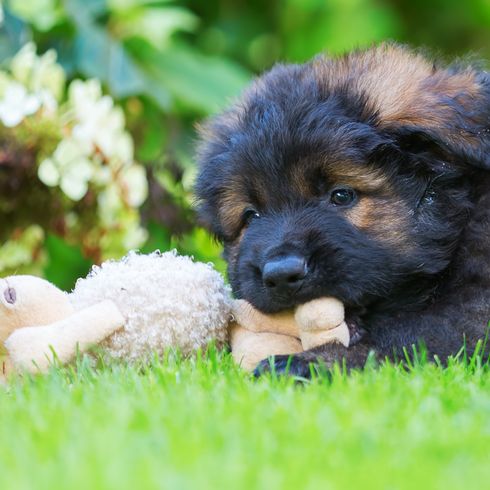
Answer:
[0, 225, 45, 275]
[0, 7, 31, 62]
[108, 0, 172, 9]
[65, 2, 171, 109]
[126, 39, 251, 114]
[43, 234, 92, 291]
[65, 0, 107, 21]
[8, 0, 65, 32]
[173, 228, 226, 276]
[113, 6, 199, 49]
[132, 100, 168, 162]
[140, 221, 172, 254]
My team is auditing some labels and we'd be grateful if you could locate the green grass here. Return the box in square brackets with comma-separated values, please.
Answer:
[1, 351, 490, 490]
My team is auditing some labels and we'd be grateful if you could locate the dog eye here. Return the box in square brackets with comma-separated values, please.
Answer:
[421, 189, 436, 205]
[242, 208, 260, 225]
[330, 187, 357, 206]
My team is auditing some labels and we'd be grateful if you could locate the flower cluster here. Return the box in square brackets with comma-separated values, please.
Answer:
[0, 43, 63, 127]
[0, 43, 148, 275]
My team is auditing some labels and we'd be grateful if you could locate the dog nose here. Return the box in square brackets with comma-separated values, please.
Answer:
[263, 256, 307, 290]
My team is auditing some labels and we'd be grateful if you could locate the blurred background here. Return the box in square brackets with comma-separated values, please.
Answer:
[0, 0, 489, 289]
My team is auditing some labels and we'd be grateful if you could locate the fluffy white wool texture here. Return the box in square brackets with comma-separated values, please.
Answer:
[70, 251, 232, 361]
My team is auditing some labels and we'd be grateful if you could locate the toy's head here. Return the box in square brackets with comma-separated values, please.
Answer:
[0, 276, 73, 343]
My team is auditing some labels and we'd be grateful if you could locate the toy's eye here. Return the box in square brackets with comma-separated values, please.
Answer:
[3, 287, 16, 305]
[242, 208, 260, 225]
[330, 187, 357, 206]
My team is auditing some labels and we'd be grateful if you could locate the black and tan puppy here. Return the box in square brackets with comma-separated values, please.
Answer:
[195, 43, 490, 376]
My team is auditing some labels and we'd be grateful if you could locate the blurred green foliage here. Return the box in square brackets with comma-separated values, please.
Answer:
[0, 0, 489, 288]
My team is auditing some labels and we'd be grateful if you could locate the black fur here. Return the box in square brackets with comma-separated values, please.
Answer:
[195, 45, 490, 375]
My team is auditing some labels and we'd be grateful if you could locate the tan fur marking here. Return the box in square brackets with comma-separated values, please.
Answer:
[218, 171, 269, 239]
[345, 197, 378, 229]
[345, 196, 413, 250]
[219, 189, 247, 238]
[326, 164, 390, 193]
[312, 43, 482, 142]
[225, 227, 247, 274]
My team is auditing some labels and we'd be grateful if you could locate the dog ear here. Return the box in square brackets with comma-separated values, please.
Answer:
[377, 68, 490, 170]
[335, 45, 490, 169]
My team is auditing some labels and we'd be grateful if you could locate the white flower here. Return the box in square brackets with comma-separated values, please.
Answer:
[122, 224, 148, 250]
[120, 164, 148, 207]
[91, 106, 131, 161]
[69, 79, 102, 109]
[37, 89, 58, 115]
[0, 43, 150, 269]
[92, 165, 112, 186]
[60, 162, 92, 201]
[97, 183, 122, 225]
[38, 78, 144, 205]
[68, 79, 134, 164]
[0, 81, 41, 127]
[10, 42, 65, 100]
[37, 157, 59, 186]
[34, 49, 65, 100]
[10, 43, 36, 87]
[38, 138, 95, 201]
[0, 72, 11, 96]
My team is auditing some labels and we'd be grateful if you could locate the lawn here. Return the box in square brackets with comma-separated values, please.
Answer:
[1, 351, 489, 490]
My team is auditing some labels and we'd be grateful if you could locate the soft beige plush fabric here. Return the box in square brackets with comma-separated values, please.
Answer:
[230, 324, 303, 371]
[0, 251, 232, 378]
[295, 298, 349, 350]
[70, 251, 231, 361]
[0, 252, 348, 378]
[5, 300, 124, 373]
[0, 275, 74, 343]
[230, 297, 349, 371]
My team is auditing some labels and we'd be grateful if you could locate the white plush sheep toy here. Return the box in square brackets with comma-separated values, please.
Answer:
[0, 250, 350, 379]
[0, 251, 231, 376]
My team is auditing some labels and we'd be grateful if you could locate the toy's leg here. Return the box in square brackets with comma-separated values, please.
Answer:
[300, 322, 350, 350]
[4, 300, 124, 374]
[232, 300, 300, 337]
[295, 298, 350, 349]
[294, 298, 345, 330]
[230, 323, 303, 371]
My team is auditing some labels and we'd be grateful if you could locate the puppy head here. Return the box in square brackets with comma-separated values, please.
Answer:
[195, 43, 490, 313]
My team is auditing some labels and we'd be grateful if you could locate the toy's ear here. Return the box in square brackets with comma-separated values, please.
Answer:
[378, 69, 490, 170]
